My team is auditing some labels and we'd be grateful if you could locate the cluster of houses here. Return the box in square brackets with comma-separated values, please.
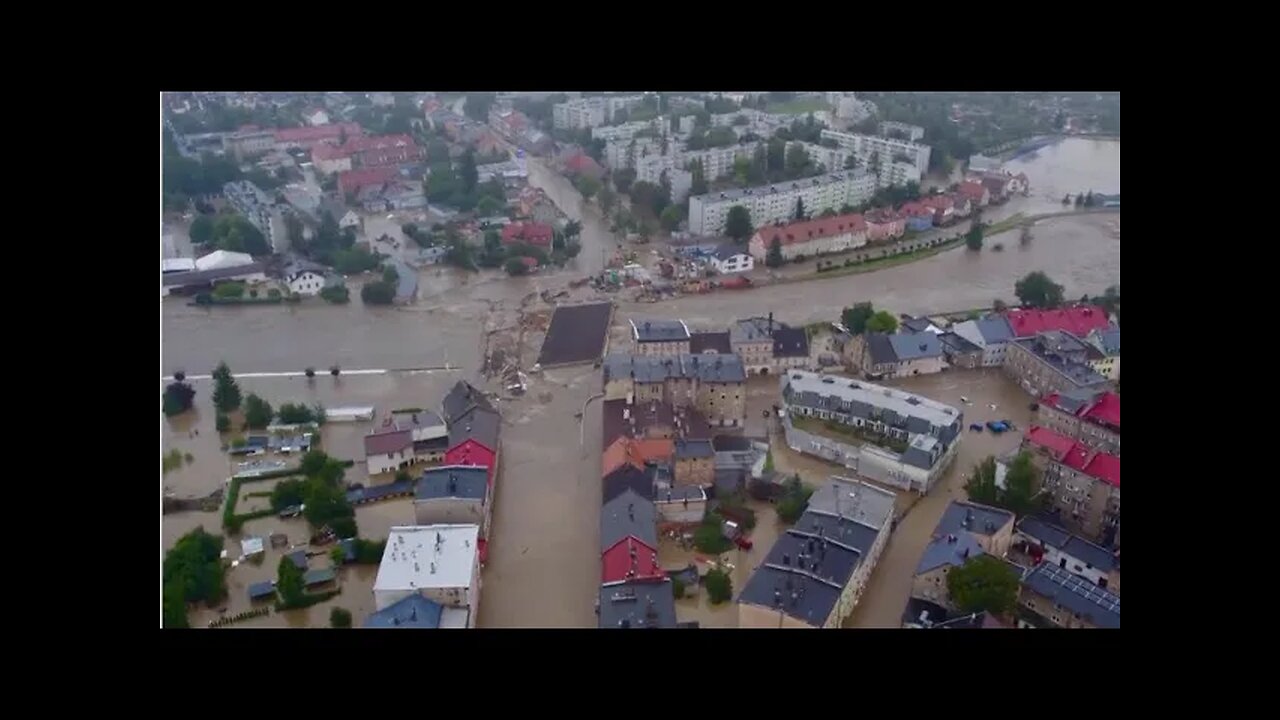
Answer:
[353, 380, 504, 628]
[905, 497, 1119, 629]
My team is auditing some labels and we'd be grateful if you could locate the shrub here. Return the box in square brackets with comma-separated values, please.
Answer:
[213, 282, 246, 299]
[330, 607, 353, 628]
[360, 280, 396, 305]
[249, 288, 259, 298]
[704, 568, 733, 605]
[320, 284, 350, 304]
[215, 413, 230, 433]
[267, 288, 282, 299]
[693, 514, 734, 554]
[672, 577, 686, 599]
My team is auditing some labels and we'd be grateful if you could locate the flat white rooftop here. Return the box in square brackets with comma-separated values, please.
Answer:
[374, 525, 480, 593]
[784, 370, 960, 429]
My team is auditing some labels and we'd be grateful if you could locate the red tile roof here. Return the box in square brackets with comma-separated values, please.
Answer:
[921, 195, 954, 211]
[602, 536, 664, 583]
[364, 429, 413, 456]
[344, 134, 418, 154]
[957, 181, 986, 201]
[564, 152, 604, 176]
[756, 213, 867, 246]
[1025, 426, 1120, 488]
[864, 208, 901, 224]
[311, 143, 347, 161]
[899, 201, 932, 217]
[339, 167, 399, 194]
[1004, 306, 1111, 338]
[602, 437, 676, 476]
[1042, 391, 1121, 430]
[274, 123, 363, 145]
[501, 221, 554, 248]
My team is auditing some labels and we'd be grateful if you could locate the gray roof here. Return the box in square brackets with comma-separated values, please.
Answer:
[864, 333, 897, 365]
[1052, 387, 1099, 415]
[598, 580, 678, 628]
[782, 371, 962, 438]
[888, 331, 943, 361]
[975, 316, 1014, 343]
[603, 464, 655, 504]
[805, 477, 896, 530]
[390, 409, 445, 432]
[364, 593, 444, 628]
[1092, 326, 1121, 355]
[1021, 563, 1120, 629]
[630, 319, 690, 343]
[416, 466, 488, 501]
[601, 488, 658, 551]
[674, 438, 714, 459]
[161, 262, 267, 287]
[712, 435, 753, 452]
[303, 567, 337, 585]
[286, 550, 308, 570]
[447, 407, 501, 451]
[602, 353, 747, 384]
[730, 317, 774, 344]
[915, 501, 1014, 574]
[689, 331, 732, 355]
[939, 331, 981, 354]
[442, 381, 496, 426]
[772, 327, 810, 358]
[247, 581, 276, 600]
[738, 508, 879, 626]
[1014, 335, 1109, 388]
[901, 317, 935, 333]
[1016, 516, 1116, 572]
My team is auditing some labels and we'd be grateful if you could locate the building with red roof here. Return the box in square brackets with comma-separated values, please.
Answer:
[344, 134, 424, 168]
[338, 167, 399, 196]
[1004, 306, 1111, 339]
[957, 181, 988, 207]
[274, 122, 364, 150]
[1037, 389, 1120, 456]
[747, 212, 868, 262]
[501, 221, 555, 249]
[601, 535, 664, 584]
[864, 208, 906, 242]
[920, 194, 956, 225]
[1022, 426, 1120, 543]
[563, 151, 605, 180]
[899, 201, 935, 231]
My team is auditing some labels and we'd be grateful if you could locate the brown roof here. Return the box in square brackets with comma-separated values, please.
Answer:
[601, 399, 678, 449]
[602, 437, 674, 477]
[364, 429, 413, 456]
[754, 212, 866, 247]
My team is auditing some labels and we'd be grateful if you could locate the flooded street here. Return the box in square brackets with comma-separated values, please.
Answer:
[162, 136, 1117, 628]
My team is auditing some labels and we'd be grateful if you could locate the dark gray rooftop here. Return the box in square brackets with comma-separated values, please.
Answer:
[537, 302, 613, 367]
[1017, 516, 1116, 572]
[738, 508, 877, 626]
[712, 435, 754, 452]
[442, 381, 496, 426]
[364, 593, 444, 628]
[901, 317, 935, 333]
[772, 327, 810, 358]
[939, 331, 982, 354]
[603, 353, 748, 384]
[161, 262, 267, 287]
[864, 333, 897, 365]
[286, 550, 308, 570]
[915, 501, 1014, 574]
[888, 331, 943, 361]
[447, 407, 501, 451]
[603, 464, 655, 504]
[390, 409, 445, 432]
[975, 316, 1014, 343]
[416, 466, 489, 501]
[631, 319, 690, 343]
[303, 567, 337, 586]
[729, 317, 774, 344]
[690, 331, 732, 355]
[1093, 326, 1121, 355]
[248, 581, 276, 600]
[1021, 563, 1120, 629]
[1014, 335, 1109, 388]
[598, 580, 677, 628]
[674, 438, 715, 459]
[601, 488, 658, 551]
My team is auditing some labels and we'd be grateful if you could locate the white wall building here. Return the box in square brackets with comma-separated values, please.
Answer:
[819, 129, 931, 187]
[951, 316, 1016, 367]
[788, 141, 857, 173]
[287, 270, 326, 296]
[688, 172, 877, 236]
[606, 136, 665, 170]
[879, 121, 925, 141]
[711, 246, 754, 275]
[374, 525, 482, 628]
[553, 95, 647, 130]
[590, 117, 670, 143]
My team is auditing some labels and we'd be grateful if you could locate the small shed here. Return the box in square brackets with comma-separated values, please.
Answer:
[240, 536, 265, 557]
[303, 567, 337, 587]
[286, 550, 308, 570]
[247, 581, 276, 601]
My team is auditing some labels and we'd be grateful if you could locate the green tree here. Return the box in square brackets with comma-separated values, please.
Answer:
[965, 223, 984, 251]
[278, 403, 319, 425]
[843, 155, 859, 170]
[271, 477, 309, 511]
[215, 412, 230, 433]
[766, 237, 785, 268]
[574, 174, 600, 199]
[1014, 271, 1065, 309]
[964, 457, 1000, 506]
[330, 607, 353, 628]
[189, 215, 215, 245]
[277, 554, 305, 606]
[163, 381, 196, 417]
[775, 475, 814, 524]
[211, 361, 241, 413]
[1074, 192, 1083, 207]
[162, 527, 227, 627]
[613, 168, 637, 194]
[785, 142, 811, 179]
[947, 555, 1019, 616]
[361, 280, 397, 305]
[867, 151, 881, 178]
[1084, 190, 1094, 207]
[725, 205, 753, 244]
[688, 158, 708, 196]
[793, 197, 806, 220]
[660, 205, 684, 233]
[320, 284, 350, 304]
[243, 393, 273, 430]
[841, 303, 875, 334]
[563, 220, 582, 240]
[597, 182, 617, 217]
[704, 568, 733, 605]
[1002, 451, 1039, 516]
[459, 150, 479, 194]
[866, 311, 898, 333]
[505, 257, 531, 276]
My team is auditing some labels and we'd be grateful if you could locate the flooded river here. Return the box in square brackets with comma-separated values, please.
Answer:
[161, 136, 1117, 628]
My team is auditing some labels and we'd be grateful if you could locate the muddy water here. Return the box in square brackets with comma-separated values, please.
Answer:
[1005, 138, 1120, 205]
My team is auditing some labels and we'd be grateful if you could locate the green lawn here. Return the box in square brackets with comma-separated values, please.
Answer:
[787, 237, 965, 283]
[984, 213, 1028, 237]
[766, 98, 831, 115]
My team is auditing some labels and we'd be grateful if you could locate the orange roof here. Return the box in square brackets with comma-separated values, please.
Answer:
[601, 436, 674, 477]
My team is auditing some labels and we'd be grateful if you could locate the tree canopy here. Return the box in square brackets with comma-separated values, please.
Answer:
[947, 554, 1020, 616]
[704, 568, 733, 605]
[163, 527, 226, 628]
[243, 393, 273, 429]
[866, 311, 899, 333]
[964, 452, 1041, 516]
[766, 237, 785, 268]
[725, 205, 753, 244]
[361, 280, 397, 305]
[277, 553, 306, 606]
[1015, 271, 1065, 309]
[965, 222, 984, 251]
[163, 380, 196, 417]
[841, 303, 876, 334]
[211, 362, 241, 413]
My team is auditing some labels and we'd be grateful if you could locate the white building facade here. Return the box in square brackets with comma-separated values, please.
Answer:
[373, 525, 482, 628]
[287, 270, 326, 296]
[688, 172, 877, 236]
[820, 129, 931, 187]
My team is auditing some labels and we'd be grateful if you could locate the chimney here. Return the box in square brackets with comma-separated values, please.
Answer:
[768, 312, 774, 334]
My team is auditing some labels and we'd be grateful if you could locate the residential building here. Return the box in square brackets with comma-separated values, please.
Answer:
[552, 95, 645, 130]
[311, 142, 353, 175]
[373, 525, 482, 628]
[1004, 306, 1112, 339]
[161, 262, 268, 297]
[601, 436, 674, 477]
[1084, 326, 1121, 380]
[652, 484, 707, 524]
[602, 399, 677, 447]
[1037, 388, 1120, 456]
[388, 409, 449, 443]
[672, 439, 714, 487]
[445, 407, 501, 483]
[819, 129, 931, 185]
[737, 478, 894, 628]
[195, 249, 255, 272]
[602, 353, 748, 427]
[600, 488, 658, 552]
[223, 127, 276, 159]
[950, 194, 972, 218]
[1018, 562, 1120, 629]
[966, 154, 1002, 173]
[779, 370, 963, 493]
[223, 180, 286, 253]
[730, 317, 778, 374]
[951, 316, 1016, 367]
[688, 172, 877, 236]
[591, 117, 671, 143]
[689, 331, 732, 355]
[911, 501, 1015, 610]
[338, 167, 400, 197]
[603, 463, 655, 504]
[364, 593, 469, 629]
[1015, 516, 1120, 594]
[879, 121, 925, 141]
[747, 212, 868, 263]
[902, 598, 1009, 629]
[956, 181, 989, 208]
[863, 208, 906, 241]
[314, 134, 425, 172]
[356, 180, 427, 213]
[899, 202, 935, 232]
[441, 381, 497, 426]
[1004, 331, 1111, 397]
[476, 159, 528, 185]
[683, 145, 754, 181]
[286, 269, 327, 296]
[602, 535, 663, 584]
[273, 123, 364, 151]
[597, 579, 677, 628]
[938, 331, 983, 369]
[920, 194, 956, 226]
[364, 428, 416, 475]
[500, 221, 555, 250]
[1022, 426, 1121, 543]
[772, 326, 810, 371]
[629, 319, 692, 356]
[846, 331, 946, 379]
[414, 466, 493, 535]
[304, 108, 330, 126]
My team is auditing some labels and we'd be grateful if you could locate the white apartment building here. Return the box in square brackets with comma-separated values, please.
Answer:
[879, 121, 925, 141]
[606, 136, 664, 170]
[552, 99, 605, 130]
[374, 525, 482, 627]
[820, 129, 931, 186]
[789, 141, 856, 173]
[688, 172, 877, 236]
[683, 145, 753, 180]
[590, 117, 671, 143]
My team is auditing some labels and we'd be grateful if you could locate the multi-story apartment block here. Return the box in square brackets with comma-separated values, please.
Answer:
[747, 212, 868, 262]
[591, 117, 670, 143]
[1036, 389, 1120, 456]
[1004, 331, 1111, 398]
[1015, 516, 1120, 595]
[819, 129, 931, 187]
[605, 136, 664, 170]
[1084, 326, 1121, 381]
[789, 141, 857, 173]
[688, 172, 877, 236]
[1018, 562, 1120, 629]
[1022, 426, 1120, 544]
[630, 319, 691, 356]
[222, 128, 276, 159]
[911, 501, 1015, 611]
[554, 95, 649, 130]
[684, 145, 754, 181]
[878, 121, 925, 141]
[951, 316, 1016, 367]
[727, 315, 810, 375]
[222, 180, 286, 253]
[602, 353, 748, 428]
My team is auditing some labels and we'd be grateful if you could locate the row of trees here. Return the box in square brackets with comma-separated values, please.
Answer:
[189, 211, 270, 256]
[840, 302, 899, 334]
[240, 392, 326, 430]
[163, 527, 226, 628]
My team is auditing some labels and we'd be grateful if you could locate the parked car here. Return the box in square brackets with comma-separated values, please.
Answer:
[986, 420, 1009, 433]
[969, 423, 984, 432]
